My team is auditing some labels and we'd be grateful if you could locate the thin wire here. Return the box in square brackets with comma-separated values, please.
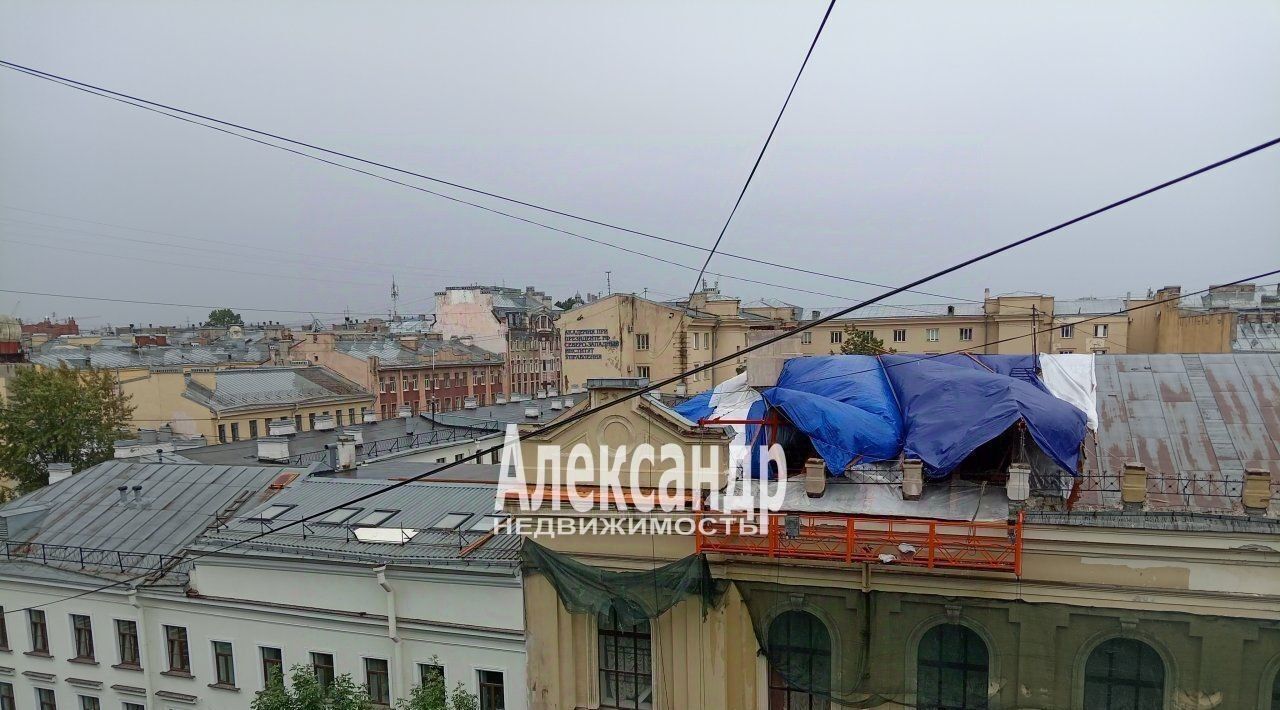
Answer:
[0, 288, 390, 317]
[0, 58, 1036, 309]
[688, 0, 837, 292]
[4, 133, 1278, 616]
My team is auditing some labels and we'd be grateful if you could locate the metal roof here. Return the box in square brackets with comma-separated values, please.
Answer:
[1053, 298, 1127, 316]
[1234, 320, 1280, 352]
[807, 303, 986, 320]
[0, 460, 293, 576]
[29, 341, 272, 369]
[189, 478, 518, 565]
[182, 366, 372, 412]
[427, 393, 587, 428]
[1078, 353, 1280, 516]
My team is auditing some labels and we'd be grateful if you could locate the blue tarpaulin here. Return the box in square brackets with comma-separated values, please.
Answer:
[758, 354, 1087, 478]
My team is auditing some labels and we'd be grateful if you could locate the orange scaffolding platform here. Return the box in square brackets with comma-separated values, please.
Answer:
[696, 510, 1023, 575]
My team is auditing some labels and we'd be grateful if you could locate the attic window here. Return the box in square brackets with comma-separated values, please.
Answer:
[318, 508, 361, 524]
[469, 514, 506, 533]
[251, 504, 294, 521]
[352, 527, 420, 544]
[354, 509, 398, 526]
[430, 513, 472, 530]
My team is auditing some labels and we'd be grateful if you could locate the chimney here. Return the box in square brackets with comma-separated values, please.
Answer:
[336, 434, 357, 471]
[362, 409, 378, 424]
[1243, 467, 1271, 515]
[1121, 462, 1147, 507]
[131, 485, 143, 503]
[901, 458, 923, 500]
[1006, 462, 1030, 502]
[256, 436, 291, 462]
[325, 444, 338, 471]
[405, 413, 417, 436]
[117, 485, 128, 503]
[804, 458, 827, 498]
[46, 463, 74, 485]
[268, 418, 297, 437]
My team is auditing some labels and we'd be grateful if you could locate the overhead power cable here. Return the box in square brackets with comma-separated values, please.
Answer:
[0, 57, 1018, 307]
[5, 134, 1276, 616]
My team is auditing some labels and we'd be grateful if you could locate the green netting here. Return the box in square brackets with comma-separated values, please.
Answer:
[519, 540, 725, 627]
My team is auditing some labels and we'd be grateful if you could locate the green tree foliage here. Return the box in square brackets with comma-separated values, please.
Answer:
[839, 324, 894, 356]
[554, 295, 584, 311]
[251, 664, 373, 710]
[206, 307, 244, 327]
[395, 660, 479, 710]
[0, 365, 134, 493]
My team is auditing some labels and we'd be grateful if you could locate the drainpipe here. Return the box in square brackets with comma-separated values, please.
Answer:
[129, 587, 157, 701]
[375, 566, 405, 698]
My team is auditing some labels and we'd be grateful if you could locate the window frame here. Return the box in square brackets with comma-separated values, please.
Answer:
[959, 327, 973, 342]
[634, 333, 650, 351]
[114, 619, 140, 668]
[893, 329, 907, 343]
[0, 682, 12, 710]
[77, 695, 100, 710]
[70, 614, 94, 661]
[1081, 636, 1166, 710]
[915, 623, 990, 710]
[29, 609, 49, 655]
[766, 609, 832, 710]
[212, 640, 236, 688]
[311, 651, 336, 691]
[355, 509, 399, 527]
[597, 609, 652, 710]
[926, 328, 940, 342]
[477, 668, 506, 710]
[260, 646, 284, 688]
[364, 657, 391, 705]
[317, 507, 362, 525]
[430, 512, 472, 530]
[1060, 324, 1074, 339]
[35, 687, 56, 710]
[163, 624, 191, 674]
[1094, 323, 1109, 338]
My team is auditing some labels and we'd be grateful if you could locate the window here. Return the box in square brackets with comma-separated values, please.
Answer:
[217, 424, 227, 443]
[800, 332, 812, 345]
[893, 329, 907, 343]
[251, 504, 294, 521]
[29, 609, 48, 654]
[355, 510, 398, 526]
[431, 512, 471, 530]
[36, 688, 56, 710]
[311, 652, 335, 690]
[123, 704, 144, 710]
[1060, 324, 1074, 338]
[115, 620, 140, 668]
[478, 670, 505, 710]
[349, 408, 356, 423]
[308, 413, 316, 430]
[294, 414, 302, 431]
[959, 327, 973, 342]
[77, 696, 99, 710]
[1058, 349, 1075, 354]
[230, 422, 240, 441]
[318, 508, 362, 525]
[71, 614, 94, 660]
[767, 610, 831, 710]
[1083, 638, 1164, 710]
[636, 366, 650, 380]
[830, 330, 842, 344]
[249, 420, 259, 438]
[213, 641, 235, 687]
[0, 682, 12, 710]
[634, 333, 650, 350]
[598, 609, 651, 710]
[0, 606, 7, 649]
[1093, 349, 1108, 355]
[926, 328, 940, 342]
[164, 625, 190, 673]
[365, 658, 390, 705]
[261, 646, 283, 686]
[419, 662, 445, 687]
[917, 624, 989, 710]
[1094, 323, 1109, 338]
[470, 515, 506, 533]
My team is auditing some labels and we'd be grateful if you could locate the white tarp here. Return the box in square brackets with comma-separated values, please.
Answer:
[1039, 353, 1098, 430]
[706, 373, 761, 468]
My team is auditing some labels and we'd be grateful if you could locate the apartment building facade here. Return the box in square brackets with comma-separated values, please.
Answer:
[0, 460, 525, 710]
[434, 286, 563, 397]
[287, 331, 505, 419]
[560, 288, 785, 396]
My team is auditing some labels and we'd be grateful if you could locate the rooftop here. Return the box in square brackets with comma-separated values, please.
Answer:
[188, 477, 518, 566]
[426, 392, 587, 429]
[182, 366, 372, 413]
[29, 339, 273, 369]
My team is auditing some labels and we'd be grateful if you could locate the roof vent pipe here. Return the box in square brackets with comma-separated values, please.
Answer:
[131, 485, 143, 503]
[117, 486, 128, 503]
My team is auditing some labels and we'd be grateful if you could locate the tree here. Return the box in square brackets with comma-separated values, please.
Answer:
[554, 295, 584, 311]
[0, 365, 134, 494]
[252, 664, 374, 710]
[839, 324, 894, 356]
[396, 660, 479, 710]
[206, 308, 244, 327]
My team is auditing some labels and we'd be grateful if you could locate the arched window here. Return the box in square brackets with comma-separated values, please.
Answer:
[767, 610, 831, 710]
[1083, 638, 1165, 710]
[917, 623, 990, 709]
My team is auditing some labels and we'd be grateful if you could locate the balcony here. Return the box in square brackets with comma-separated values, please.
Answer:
[696, 511, 1023, 575]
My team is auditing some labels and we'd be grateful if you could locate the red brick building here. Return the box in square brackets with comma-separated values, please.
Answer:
[21, 317, 79, 338]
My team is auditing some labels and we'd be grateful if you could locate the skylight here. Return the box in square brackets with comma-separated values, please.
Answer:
[352, 527, 420, 544]
[469, 514, 506, 533]
[430, 512, 472, 530]
[251, 504, 294, 521]
[354, 509, 398, 526]
[318, 507, 361, 525]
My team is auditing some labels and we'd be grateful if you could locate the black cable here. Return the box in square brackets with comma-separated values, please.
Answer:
[687, 0, 837, 293]
[0, 57, 1016, 307]
[0, 288, 388, 317]
[5, 135, 1275, 616]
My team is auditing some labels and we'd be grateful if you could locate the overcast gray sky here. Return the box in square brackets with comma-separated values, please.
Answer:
[1, 0, 1277, 328]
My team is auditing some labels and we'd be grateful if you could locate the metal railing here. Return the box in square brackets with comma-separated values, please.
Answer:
[3, 541, 184, 575]
[696, 511, 1023, 575]
[285, 427, 483, 465]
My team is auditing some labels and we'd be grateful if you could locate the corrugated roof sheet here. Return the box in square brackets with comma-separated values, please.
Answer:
[190, 478, 518, 565]
[30, 342, 272, 369]
[183, 367, 371, 412]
